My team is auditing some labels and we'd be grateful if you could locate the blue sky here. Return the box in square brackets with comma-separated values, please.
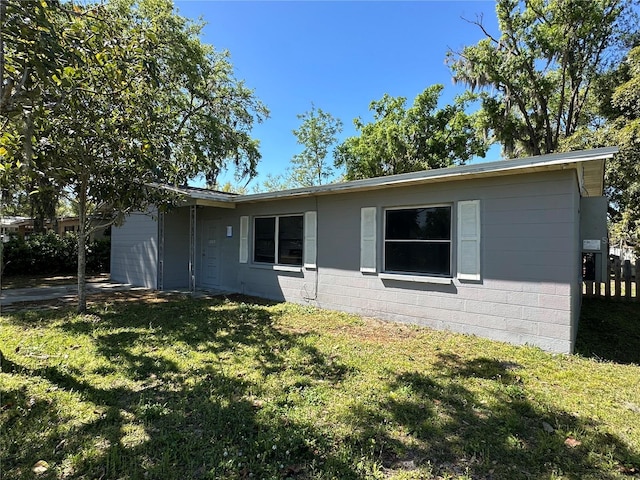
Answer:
[173, 1, 501, 188]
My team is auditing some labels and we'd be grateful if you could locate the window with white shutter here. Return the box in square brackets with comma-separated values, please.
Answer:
[304, 211, 317, 269]
[457, 200, 481, 281]
[360, 207, 377, 272]
[239, 216, 249, 263]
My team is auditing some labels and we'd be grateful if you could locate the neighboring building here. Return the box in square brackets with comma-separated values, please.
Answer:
[111, 147, 617, 354]
[0, 216, 109, 241]
[1, 216, 30, 242]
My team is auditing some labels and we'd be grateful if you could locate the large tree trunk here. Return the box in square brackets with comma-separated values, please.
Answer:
[77, 179, 88, 313]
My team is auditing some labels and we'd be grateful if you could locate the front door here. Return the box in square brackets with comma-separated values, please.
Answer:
[201, 219, 219, 288]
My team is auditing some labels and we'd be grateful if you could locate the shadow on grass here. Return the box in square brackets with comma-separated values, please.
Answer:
[1, 296, 361, 479]
[343, 353, 640, 479]
[576, 298, 640, 364]
[2, 295, 640, 479]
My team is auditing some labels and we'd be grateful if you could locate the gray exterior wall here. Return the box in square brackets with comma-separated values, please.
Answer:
[162, 209, 190, 289]
[111, 210, 158, 289]
[580, 196, 609, 281]
[119, 169, 585, 353]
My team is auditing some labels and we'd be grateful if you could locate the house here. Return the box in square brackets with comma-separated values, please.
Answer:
[1, 216, 30, 242]
[111, 147, 617, 354]
[0, 215, 110, 241]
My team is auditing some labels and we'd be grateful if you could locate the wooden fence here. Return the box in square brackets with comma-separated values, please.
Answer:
[583, 258, 638, 301]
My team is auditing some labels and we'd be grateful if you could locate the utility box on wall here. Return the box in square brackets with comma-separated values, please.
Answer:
[580, 196, 608, 282]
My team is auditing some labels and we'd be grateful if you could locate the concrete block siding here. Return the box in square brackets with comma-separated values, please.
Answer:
[232, 170, 580, 353]
[113, 167, 584, 354]
[111, 211, 158, 289]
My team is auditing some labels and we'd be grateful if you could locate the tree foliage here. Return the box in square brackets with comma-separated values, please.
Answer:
[447, 0, 638, 158]
[596, 46, 640, 249]
[1, 0, 268, 311]
[290, 105, 342, 187]
[334, 85, 487, 180]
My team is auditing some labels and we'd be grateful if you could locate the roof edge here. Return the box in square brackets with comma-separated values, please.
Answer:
[235, 146, 618, 203]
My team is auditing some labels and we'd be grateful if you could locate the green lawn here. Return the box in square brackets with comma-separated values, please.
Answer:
[1, 294, 639, 479]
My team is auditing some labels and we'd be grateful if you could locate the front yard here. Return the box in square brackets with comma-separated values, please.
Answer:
[1, 293, 639, 479]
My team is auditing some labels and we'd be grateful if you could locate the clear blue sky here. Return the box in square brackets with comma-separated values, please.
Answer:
[173, 1, 501, 188]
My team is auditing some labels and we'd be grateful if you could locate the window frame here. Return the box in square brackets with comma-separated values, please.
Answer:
[382, 204, 453, 277]
[252, 214, 304, 266]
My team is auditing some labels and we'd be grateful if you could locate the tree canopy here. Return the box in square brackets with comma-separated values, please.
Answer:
[334, 85, 488, 180]
[0, 0, 268, 310]
[447, 0, 638, 158]
[595, 46, 640, 249]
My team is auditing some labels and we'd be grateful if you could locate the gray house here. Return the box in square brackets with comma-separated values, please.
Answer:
[111, 147, 617, 354]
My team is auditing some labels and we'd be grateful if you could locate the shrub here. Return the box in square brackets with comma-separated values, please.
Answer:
[1, 233, 110, 276]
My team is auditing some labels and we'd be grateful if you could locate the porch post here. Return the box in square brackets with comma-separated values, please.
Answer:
[189, 205, 197, 292]
[157, 211, 164, 290]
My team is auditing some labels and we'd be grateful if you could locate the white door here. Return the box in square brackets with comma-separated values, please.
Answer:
[201, 220, 219, 287]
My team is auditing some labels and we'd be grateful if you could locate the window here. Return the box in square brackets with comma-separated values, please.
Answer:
[253, 215, 303, 266]
[384, 206, 451, 276]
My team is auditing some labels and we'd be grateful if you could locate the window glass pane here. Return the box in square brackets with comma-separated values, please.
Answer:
[278, 216, 303, 265]
[254, 217, 275, 263]
[386, 207, 451, 240]
[385, 242, 451, 276]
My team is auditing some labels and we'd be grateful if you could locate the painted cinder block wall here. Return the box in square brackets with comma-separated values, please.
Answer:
[110, 210, 159, 289]
[309, 170, 580, 353]
[187, 169, 580, 353]
[119, 168, 583, 353]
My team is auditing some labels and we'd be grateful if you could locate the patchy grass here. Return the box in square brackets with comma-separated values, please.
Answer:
[1, 294, 639, 480]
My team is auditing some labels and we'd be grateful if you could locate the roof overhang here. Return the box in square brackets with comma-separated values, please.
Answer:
[157, 147, 616, 205]
[235, 147, 615, 203]
[155, 184, 237, 209]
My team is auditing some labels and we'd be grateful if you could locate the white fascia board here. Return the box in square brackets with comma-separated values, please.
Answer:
[150, 147, 618, 205]
[233, 147, 618, 203]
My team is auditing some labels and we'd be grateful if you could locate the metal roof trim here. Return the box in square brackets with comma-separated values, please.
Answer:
[234, 146, 617, 203]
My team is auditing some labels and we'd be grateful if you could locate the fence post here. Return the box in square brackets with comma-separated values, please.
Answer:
[614, 257, 621, 299]
[605, 258, 612, 298]
[624, 260, 632, 300]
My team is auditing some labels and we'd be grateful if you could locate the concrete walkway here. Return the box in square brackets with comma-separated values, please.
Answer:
[0, 281, 147, 308]
[0, 281, 231, 311]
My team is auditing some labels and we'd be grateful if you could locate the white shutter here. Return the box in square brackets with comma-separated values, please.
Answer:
[304, 211, 317, 269]
[360, 207, 377, 273]
[457, 200, 481, 281]
[239, 216, 249, 264]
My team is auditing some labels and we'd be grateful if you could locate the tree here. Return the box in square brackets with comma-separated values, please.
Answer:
[1, 0, 268, 312]
[253, 172, 295, 193]
[591, 46, 640, 251]
[334, 85, 488, 180]
[447, 0, 638, 158]
[0, 0, 70, 231]
[290, 105, 342, 187]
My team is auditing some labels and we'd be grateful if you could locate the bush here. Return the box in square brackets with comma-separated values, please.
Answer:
[1, 233, 110, 276]
[87, 238, 111, 273]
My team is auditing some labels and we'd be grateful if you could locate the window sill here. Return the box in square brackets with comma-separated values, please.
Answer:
[378, 273, 453, 285]
[250, 263, 302, 273]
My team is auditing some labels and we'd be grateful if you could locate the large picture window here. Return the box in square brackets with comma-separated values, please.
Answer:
[254, 215, 303, 266]
[384, 206, 451, 276]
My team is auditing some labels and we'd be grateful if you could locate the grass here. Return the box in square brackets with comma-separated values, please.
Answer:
[1, 293, 639, 480]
